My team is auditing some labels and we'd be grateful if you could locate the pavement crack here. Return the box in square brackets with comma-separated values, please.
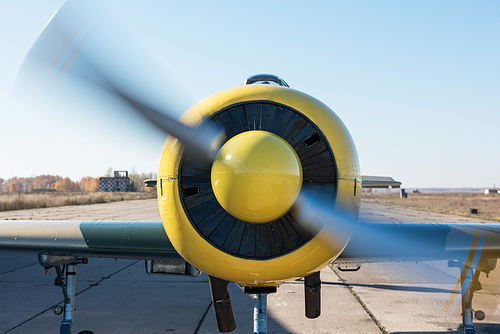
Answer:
[329, 264, 390, 334]
[2, 260, 140, 334]
[193, 301, 212, 334]
[74, 260, 140, 293]
[0, 262, 38, 276]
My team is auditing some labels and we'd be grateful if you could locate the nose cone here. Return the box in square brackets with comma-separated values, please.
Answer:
[211, 131, 303, 223]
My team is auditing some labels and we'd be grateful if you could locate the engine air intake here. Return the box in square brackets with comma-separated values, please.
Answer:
[179, 102, 337, 259]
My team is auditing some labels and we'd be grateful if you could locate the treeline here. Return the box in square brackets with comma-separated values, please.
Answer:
[0, 175, 79, 193]
[0, 173, 156, 193]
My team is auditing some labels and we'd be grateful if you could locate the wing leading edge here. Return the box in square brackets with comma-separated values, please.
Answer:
[0, 220, 181, 260]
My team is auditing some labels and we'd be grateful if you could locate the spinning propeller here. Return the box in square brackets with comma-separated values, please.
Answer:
[15, 1, 500, 333]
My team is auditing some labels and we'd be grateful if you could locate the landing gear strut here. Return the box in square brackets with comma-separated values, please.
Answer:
[253, 293, 267, 334]
[244, 286, 277, 334]
[459, 263, 479, 334]
[38, 253, 88, 334]
[448, 256, 497, 334]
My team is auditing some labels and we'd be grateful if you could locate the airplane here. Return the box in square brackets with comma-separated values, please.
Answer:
[2, 2, 500, 334]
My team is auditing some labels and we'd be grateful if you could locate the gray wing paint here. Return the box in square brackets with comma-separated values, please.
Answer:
[0, 221, 181, 260]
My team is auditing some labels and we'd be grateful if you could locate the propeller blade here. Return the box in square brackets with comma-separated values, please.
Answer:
[293, 190, 483, 262]
[117, 92, 224, 163]
[291, 190, 354, 250]
[14, 1, 224, 163]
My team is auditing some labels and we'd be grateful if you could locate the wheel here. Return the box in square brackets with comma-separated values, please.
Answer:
[475, 310, 485, 321]
[52, 305, 63, 315]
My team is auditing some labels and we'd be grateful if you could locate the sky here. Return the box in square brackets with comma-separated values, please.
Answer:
[0, 1, 499, 188]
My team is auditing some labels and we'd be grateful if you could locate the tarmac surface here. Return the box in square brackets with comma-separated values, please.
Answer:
[1, 199, 500, 334]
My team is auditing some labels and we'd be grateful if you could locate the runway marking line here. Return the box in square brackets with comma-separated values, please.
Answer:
[329, 264, 389, 334]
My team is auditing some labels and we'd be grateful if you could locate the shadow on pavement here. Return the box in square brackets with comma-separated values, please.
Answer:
[321, 281, 452, 293]
[391, 323, 500, 334]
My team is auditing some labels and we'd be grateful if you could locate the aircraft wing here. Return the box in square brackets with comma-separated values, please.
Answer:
[361, 175, 402, 188]
[0, 220, 181, 260]
[336, 222, 500, 264]
[3, 220, 500, 265]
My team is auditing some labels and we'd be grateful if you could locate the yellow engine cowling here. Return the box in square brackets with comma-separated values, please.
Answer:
[158, 84, 361, 287]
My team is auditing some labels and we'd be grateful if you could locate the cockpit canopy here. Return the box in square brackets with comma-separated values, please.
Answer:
[243, 74, 289, 87]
